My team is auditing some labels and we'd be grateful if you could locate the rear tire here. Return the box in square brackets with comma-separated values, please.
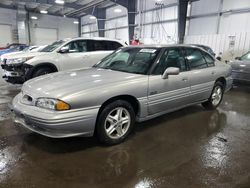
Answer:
[202, 81, 224, 110]
[32, 67, 54, 78]
[96, 100, 135, 145]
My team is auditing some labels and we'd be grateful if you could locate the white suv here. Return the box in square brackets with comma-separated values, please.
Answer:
[1, 37, 126, 84]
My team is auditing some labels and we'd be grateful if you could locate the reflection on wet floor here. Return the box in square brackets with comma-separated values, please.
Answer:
[0, 83, 250, 188]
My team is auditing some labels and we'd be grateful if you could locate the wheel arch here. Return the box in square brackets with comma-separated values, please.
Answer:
[215, 77, 226, 90]
[27, 62, 58, 79]
[95, 95, 140, 131]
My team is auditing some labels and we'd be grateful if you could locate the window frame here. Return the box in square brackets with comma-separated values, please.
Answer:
[150, 47, 188, 75]
[183, 47, 209, 70]
[61, 39, 90, 53]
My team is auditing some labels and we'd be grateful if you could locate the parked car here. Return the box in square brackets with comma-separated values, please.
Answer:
[0, 44, 28, 57]
[1, 37, 125, 84]
[12, 45, 232, 145]
[228, 51, 250, 83]
[191, 44, 216, 57]
[0, 43, 27, 50]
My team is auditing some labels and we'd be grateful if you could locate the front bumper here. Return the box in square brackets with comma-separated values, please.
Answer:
[12, 93, 100, 138]
[1, 63, 32, 84]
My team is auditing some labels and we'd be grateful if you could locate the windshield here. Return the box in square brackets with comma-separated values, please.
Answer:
[40, 40, 65, 52]
[94, 47, 160, 75]
[241, 52, 250, 61]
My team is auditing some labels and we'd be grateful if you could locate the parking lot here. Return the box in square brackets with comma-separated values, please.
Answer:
[0, 82, 249, 188]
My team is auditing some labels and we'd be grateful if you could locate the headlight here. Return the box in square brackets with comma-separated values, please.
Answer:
[35, 98, 70, 111]
[6, 56, 34, 65]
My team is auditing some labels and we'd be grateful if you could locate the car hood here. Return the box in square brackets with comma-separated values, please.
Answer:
[0, 49, 13, 55]
[2, 51, 46, 60]
[22, 68, 145, 98]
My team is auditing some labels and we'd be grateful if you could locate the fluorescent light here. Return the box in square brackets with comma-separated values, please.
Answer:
[31, 16, 38, 20]
[40, 10, 48, 14]
[89, 16, 96, 20]
[55, 0, 65, 5]
[73, 21, 79, 24]
[114, 8, 122, 13]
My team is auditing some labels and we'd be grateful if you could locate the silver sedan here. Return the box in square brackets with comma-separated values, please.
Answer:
[12, 45, 233, 145]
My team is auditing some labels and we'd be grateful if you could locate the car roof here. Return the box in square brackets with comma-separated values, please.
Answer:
[68, 37, 125, 43]
[124, 44, 206, 49]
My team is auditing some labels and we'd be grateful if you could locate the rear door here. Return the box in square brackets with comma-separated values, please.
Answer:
[148, 48, 191, 115]
[85, 40, 123, 66]
[184, 47, 216, 102]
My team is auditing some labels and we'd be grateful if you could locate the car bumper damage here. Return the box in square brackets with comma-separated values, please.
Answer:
[11, 93, 100, 138]
[1, 61, 33, 84]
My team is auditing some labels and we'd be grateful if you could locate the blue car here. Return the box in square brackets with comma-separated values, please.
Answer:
[0, 44, 28, 57]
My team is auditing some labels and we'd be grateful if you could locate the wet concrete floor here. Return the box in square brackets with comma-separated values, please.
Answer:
[0, 82, 250, 188]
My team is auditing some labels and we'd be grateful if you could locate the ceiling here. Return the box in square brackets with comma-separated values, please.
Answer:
[0, 0, 116, 18]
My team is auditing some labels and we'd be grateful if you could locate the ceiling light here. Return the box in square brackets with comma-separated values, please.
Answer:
[55, 0, 65, 5]
[89, 16, 96, 20]
[31, 16, 38, 20]
[73, 21, 79, 24]
[40, 10, 48, 14]
[114, 8, 122, 13]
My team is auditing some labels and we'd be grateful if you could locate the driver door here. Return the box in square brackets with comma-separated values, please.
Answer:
[148, 48, 191, 115]
[59, 40, 93, 70]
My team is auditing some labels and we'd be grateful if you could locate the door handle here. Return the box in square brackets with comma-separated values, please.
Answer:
[211, 71, 216, 75]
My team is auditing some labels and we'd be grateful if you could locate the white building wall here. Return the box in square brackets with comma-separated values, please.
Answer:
[81, 15, 98, 37]
[0, 8, 17, 46]
[29, 13, 78, 45]
[104, 5, 129, 44]
[136, 0, 178, 44]
[186, 0, 250, 59]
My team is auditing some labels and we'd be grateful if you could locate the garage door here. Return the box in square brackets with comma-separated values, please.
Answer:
[33, 28, 58, 45]
[0, 24, 12, 46]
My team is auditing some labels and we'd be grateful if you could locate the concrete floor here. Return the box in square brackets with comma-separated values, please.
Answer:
[0, 81, 250, 188]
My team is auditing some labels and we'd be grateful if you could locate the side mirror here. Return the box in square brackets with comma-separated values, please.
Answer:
[162, 67, 180, 79]
[59, 46, 69, 53]
[235, 57, 241, 60]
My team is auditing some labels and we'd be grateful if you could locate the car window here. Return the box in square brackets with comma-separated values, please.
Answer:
[203, 52, 215, 67]
[241, 52, 250, 61]
[153, 48, 187, 75]
[185, 48, 207, 70]
[94, 41, 106, 51]
[64, 40, 88, 53]
[105, 41, 123, 50]
[95, 48, 160, 75]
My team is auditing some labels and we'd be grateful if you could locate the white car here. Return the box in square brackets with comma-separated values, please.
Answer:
[1, 37, 125, 84]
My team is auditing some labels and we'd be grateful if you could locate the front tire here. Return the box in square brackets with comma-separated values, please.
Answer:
[202, 81, 224, 110]
[32, 67, 54, 78]
[96, 100, 135, 145]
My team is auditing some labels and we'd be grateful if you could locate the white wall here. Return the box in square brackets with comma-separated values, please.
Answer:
[136, 0, 178, 44]
[0, 8, 17, 46]
[81, 15, 98, 37]
[29, 13, 78, 45]
[186, 0, 250, 59]
[104, 5, 129, 43]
